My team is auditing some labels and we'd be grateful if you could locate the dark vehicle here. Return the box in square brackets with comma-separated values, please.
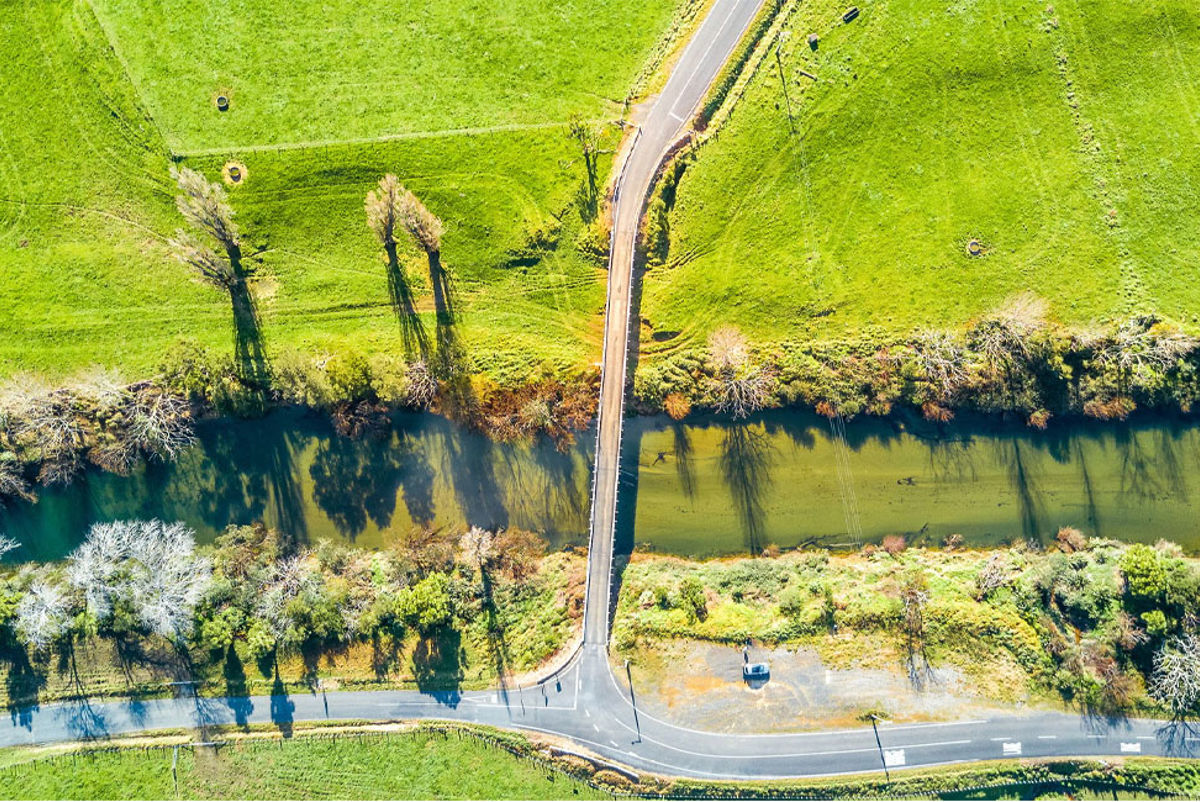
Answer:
[843, 6, 859, 22]
[743, 662, 770, 680]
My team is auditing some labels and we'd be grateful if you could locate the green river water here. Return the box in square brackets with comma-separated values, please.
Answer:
[2, 409, 1199, 561]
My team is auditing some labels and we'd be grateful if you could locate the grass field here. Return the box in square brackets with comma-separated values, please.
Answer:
[644, 0, 1200, 356]
[0, 0, 686, 385]
[0, 731, 606, 800]
[2, 731, 1197, 800]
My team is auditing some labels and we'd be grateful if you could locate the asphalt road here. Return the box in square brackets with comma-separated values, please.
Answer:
[584, 0, 767, 646]
[2, 652, 1193, 779]
[4, 0, 1196, 781]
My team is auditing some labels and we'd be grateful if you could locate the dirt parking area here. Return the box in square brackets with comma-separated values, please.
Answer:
[619, 640, 1028, 732]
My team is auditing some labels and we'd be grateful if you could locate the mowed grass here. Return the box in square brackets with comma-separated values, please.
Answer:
[0, 0, 683, 384]
[645, 0, 1200, 355]
[90, 0, 678, 152]
[0, 732, 607, 800]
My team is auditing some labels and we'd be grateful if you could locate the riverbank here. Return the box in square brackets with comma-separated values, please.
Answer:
[0, 523, 584, 709]
[613, 538, 1200, 724]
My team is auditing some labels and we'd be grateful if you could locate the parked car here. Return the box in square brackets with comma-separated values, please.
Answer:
[743, 662, 770, 680]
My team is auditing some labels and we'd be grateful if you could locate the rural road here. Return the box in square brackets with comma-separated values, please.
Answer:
[0, 653, 1191, 779]
[585, 0, 767, 648]
[4, 0, 1195, 783]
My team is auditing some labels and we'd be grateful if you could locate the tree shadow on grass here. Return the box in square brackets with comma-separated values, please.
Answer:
[1, 643, 43, 729]
[385, 243, 431, 360]
[428, 252, 472, 404]
[228, 247, 270, 400]
[480, 570, 514, 709]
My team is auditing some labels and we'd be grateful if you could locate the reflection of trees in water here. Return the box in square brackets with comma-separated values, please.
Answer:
[437, 426, 508, 531]
[309, 434, 395, 540]
[527, 434, 590, 539]
[395, 430, 436, 526]
[718, 423, 774, 555]
[924, 434, 978, 485]
[186, 419, 308, 543]
[671, 422, 696, 500]
[1074, 440, 1101, 536]
[999, 438, 1045, 542]
[1114, 426, 1169, 505]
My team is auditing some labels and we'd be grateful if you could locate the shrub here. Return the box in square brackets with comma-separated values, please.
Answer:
[1121, 544, 1169, 601]
[1141, 609, 1170, 637]
[325, 351, 373, 402]
[664, 392, 691, 420]
[678, 576, 707, 622]
[398, 572, 453, 632]
[882, 535, 907, 556]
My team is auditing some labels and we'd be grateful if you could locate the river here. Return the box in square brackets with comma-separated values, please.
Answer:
[3, 408, 1199, 561]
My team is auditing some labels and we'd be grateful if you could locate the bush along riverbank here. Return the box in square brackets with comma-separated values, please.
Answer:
[634, 296, 1200, 424]
[0, 520, 583, 708]
[613, 533, 1200, 719]
[0, 349, 598, 507]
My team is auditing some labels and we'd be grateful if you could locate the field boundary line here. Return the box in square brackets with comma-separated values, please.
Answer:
[174, 118, 615, 159]
[77, 0, 177, 155]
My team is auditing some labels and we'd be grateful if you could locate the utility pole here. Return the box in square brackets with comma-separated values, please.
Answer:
[869, 714, 891, 782]
[625, 659, 642, 743]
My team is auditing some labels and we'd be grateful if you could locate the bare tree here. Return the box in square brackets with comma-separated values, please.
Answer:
[913, 332, 969, 402]
[708, 326, 772, 419]
[0, 535, 19, 558]
[168, 230, 239, 290]
[170, 166, 239, 254]
[708, 326, 751, 373]
[67, 520, 212, 643]
[969, 292, 1049, 367]
[1, 382, 84, 485]
[1150, 634, 1200, 716]
[459, 526, 496, 570]
[125, 389, 195, 461]
[1094, 317, 1196, 376]
[0, 459, 32, 502]
[365, 174, 403, 247]
[255, 553, 322, 646]
[399, 190, 443, 255]
[15, 579, 70, 652]
[405, 360, 438, 409]
[974, 552, 1012, 599]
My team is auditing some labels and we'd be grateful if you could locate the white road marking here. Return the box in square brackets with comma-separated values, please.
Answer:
[669, 111, 687, 123]
[1037, 735, 1057, 740]
[989, 737, 1013, 741]
[1002, 742, 1022, 756]
[1120, 742, 1142, 753]
[883, 749, 906, 767]
[667, 0, 742, 118]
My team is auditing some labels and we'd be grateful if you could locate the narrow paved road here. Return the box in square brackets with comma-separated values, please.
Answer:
[3, 0, 1195, 782]
[1, 655, 1191, 778]
[584, 0, 767, 647]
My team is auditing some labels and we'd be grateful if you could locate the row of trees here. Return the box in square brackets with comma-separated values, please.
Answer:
[1, 519, 550, 671]
[636, 297, 1200, 424]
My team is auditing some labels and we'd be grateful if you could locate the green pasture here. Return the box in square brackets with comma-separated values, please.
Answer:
[645, 0, 1200, 355]
[89, 0, 678, 152]
[0, 732, 606, 800]
[0, 0, 684, 384]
